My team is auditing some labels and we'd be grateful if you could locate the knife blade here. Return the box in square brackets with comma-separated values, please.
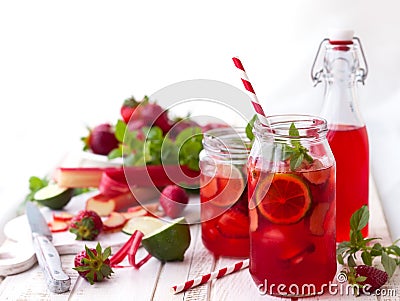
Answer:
[25, 202, 71, 293]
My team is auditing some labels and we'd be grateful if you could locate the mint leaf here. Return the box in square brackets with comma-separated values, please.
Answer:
[382, 251, 397, 277]
[361, 251, 372, 266]
[290, 153, 304, 171]
[108, 148, 123, 160]
[175, 127, 203, 171]
[289, 122, 301, 147]
[25, 176, 49, 201]
[115, 119, 127, 142]
[245, 115, 257, 141]
[283, 123, 314, 171]
[350, 205, 369, 231]
[389, 245, 400, 256]
[348, 255, 356, 267]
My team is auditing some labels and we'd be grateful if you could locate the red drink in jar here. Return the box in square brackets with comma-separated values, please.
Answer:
[248, 115, 336, 297]
[200, 128, 250, 258]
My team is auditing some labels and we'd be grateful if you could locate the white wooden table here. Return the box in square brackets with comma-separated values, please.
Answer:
[0, 170, 399, 300]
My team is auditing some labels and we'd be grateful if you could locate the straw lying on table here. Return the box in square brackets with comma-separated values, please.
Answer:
[171, 259, 249, 294]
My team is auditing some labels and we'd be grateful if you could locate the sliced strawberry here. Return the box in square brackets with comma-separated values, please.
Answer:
[53, 212, 74, 222]
[122, 208, 148, 219]
[216, 209, 249, 238]
[103, 212, 127, 233]
[48, 220, 69, 233]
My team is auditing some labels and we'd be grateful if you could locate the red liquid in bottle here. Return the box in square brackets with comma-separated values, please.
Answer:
[327, 124, 369, 241]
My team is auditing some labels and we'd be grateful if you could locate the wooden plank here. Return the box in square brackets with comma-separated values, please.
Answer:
[0, 255, 76, 301]
[182, 225, 215, 301]
[369, 175, 393, 244]
[68, 248, 162, 301]
[210, 256, 278, 301]
[152, 224, 215, 301]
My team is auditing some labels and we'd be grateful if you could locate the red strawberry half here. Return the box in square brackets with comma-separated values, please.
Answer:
[74, 243, 113, 285]
[69, 210, 103, 240]
[159, 185, 189, 218]
[355, 265, 388, 293]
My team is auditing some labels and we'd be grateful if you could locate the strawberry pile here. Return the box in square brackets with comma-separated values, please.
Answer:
[81, 95, 226, 173]
[82, 95, 198, 157]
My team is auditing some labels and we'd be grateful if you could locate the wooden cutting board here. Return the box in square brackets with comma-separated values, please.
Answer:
[0, 192, 129, 276]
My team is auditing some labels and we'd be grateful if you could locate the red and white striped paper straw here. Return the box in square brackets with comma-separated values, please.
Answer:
[171, 259, 249, 294]
[232, 57, 270, 127]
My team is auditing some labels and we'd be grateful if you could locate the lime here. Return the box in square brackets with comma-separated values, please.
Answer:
[141, 217, 191, 262]
[122, 216, 165, 236]
[257, 173, 311, 224]
[34, 183, 74, 210]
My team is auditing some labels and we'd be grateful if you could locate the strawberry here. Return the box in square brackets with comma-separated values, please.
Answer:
[139, 102, 172, 133]
[74, 243, 113, 285]
[120, 96, 140, 123]
[82, 123, 119, 156]
[216, 209, 249, 238]
[355, 265, 388, 293]
[159, 185, 189, 218]
[168, 119, 199, 139]
[69, 210, 103, 240]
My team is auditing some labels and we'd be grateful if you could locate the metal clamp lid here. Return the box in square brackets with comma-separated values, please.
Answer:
[311, 36, 368, 86]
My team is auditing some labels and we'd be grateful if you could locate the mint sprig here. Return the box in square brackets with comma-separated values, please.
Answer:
[283, 123, 313, 171]
[337, 205, 400, 277]
[25, 176, 49, 201]
[245, 115, 257, 142]
[245, 119, 313, 171]
[109, 120, 203, 171]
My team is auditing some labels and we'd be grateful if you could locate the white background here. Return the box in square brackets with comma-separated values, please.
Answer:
[1, 0, 399, 239]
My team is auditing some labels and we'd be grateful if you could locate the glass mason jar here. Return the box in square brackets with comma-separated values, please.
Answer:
[248, 115, 336, 297]
[199, 127, 251, 258]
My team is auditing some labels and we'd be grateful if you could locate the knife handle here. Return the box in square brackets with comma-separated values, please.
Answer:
[32, 233, 71, 293]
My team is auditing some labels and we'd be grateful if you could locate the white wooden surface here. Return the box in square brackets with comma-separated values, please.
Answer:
[0, 161, 399, 301]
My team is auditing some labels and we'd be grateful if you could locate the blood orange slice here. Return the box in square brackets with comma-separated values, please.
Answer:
[257, 173, 311, 224]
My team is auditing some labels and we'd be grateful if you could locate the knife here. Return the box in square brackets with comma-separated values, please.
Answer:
[26, 202, 71, 293]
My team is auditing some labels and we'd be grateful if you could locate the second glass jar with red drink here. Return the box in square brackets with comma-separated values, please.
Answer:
[199, 127, 251, 258]
[248, 115, 336, 297]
